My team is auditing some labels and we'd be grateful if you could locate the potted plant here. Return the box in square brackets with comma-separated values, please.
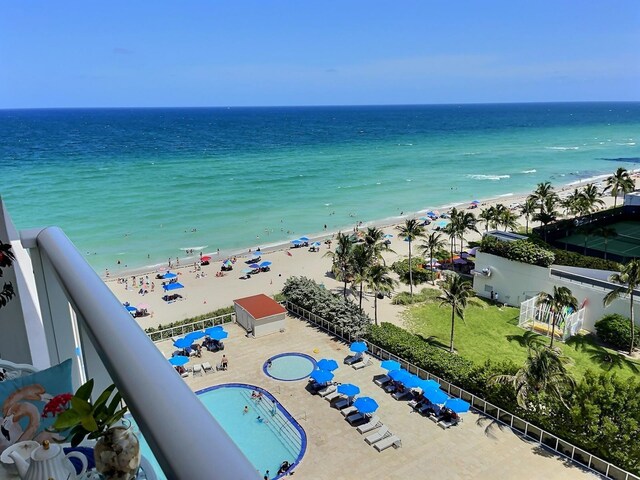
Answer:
[45, 379, 140, 480]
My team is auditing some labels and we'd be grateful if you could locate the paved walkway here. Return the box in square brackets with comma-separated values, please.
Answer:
[155, 316, 598, 480]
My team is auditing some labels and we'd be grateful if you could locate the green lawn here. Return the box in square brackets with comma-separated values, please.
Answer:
[404, 295, 639, 381]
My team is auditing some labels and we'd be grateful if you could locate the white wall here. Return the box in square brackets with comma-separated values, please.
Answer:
[472, 252, 638, 331]
[254, 313, 285, 337]
[234, 304, 252, 334]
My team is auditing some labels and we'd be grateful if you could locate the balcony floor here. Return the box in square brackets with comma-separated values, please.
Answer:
[154, 316, 598, 480]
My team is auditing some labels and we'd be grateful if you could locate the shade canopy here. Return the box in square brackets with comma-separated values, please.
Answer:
[417, 379, 441, 392]
[248, 263, 260, 269]
[185, 331, 206, 341]
[125, 305, 137, 312]
[353, 397, 379, 414]
[298, 236, 310, 241]
[424, 388, 449, 405]
[317, 359, 339, 371]
[291, 239, 303, 245]
[337, 384, 360, 397]
[471, 200, 480, 204]
[350, 341, 368, 353]
[163, 282, 184, 291]
[444, 398, 470, 413]
[207, 329, 228, 341]
[223, 259, 233, 266]
[204, 326, 224, 336]
[311, 241, 321, 247]
[388, 369, 407, 381]
[201, 256, 211, 262]
[169, 356, 189, 367]
[383, 234, 393, 239]
[310, 369, 334, 384]
[380, 360, 401, 371]
[173, 338, 193, 349]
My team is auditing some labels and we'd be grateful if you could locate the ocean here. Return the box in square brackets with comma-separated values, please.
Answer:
[1, 103, 639, 274]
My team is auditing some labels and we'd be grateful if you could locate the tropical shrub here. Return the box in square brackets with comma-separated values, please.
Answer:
[480, 236, 555, 267]
[391, 257, 436, 285]
[282, 276, 371, 336]
[595, 314, 640, 350]
[551, 249, 621, 271]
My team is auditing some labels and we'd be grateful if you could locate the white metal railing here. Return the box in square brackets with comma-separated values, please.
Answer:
[284, 301, 640, 480]
[146, 313, 235, 342]
[19, 226, 260, 480]
[518, 295, 585, 342]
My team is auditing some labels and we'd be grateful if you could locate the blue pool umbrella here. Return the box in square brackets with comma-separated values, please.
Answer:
[125, 305, 137, 312]
[317, 359, 339, 371]
[388, 369, 407, 381]
[383, 234, 393, 239]
[259, 261, 272, 267]
[249, 263, 260, 269]
[337, 384, 360, 397]
[401, 374, 421, 389]
[185, 331, 206, 341]
[207, 329, 228, 341]
[353, 397, 379, 414]
[204, 326, 224, 336]
[163, 282, 184, 291]
[163, 272, 177, 279]
[312, 241, 321, 247]
[173, 338, 193, 349]
[417, 379, 441, 392]
[299, 236, 310, 241]
[380, 360, 401, 371]
[310, 369, 334, 384]
[424, 388, 449, 405]
[169, 356, 189, 367]
[444, 398, 470, 414]
[350, 341, 368, 353]
[389, 370, 418, 387]
[291, 239, 303, 245]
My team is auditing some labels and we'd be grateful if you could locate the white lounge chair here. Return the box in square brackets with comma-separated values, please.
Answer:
[392, 389, 411, 401]
[341, 406, 358, 417]
[334, 397, 351, 410]
[193, 364, 202, 376]
[353, 356, 372, 370]
[318, 385, 337, 397]
[373, 434, 402, 451]
[346, 412, 365, 425]
[357, 416, 382, 434]
[364, 425, 389, 445]
[202, 362, 213, 374]
[324, 391, 341, 402]
[374, 375, 391, 387]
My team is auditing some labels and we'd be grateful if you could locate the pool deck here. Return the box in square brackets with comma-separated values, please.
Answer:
[155, 316, 599, 480]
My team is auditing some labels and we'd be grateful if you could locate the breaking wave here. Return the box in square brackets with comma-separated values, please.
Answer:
[466, 174, 510, 181]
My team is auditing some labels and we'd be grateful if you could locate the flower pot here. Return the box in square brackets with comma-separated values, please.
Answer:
[94, 422, 141, 480]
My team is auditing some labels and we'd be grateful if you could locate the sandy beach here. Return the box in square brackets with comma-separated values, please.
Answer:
[107, 173, 634, 331]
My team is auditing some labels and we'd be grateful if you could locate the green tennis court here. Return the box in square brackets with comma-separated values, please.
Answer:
[557, 220, 640, 260]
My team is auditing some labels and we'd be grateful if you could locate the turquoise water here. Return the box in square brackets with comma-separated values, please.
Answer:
[0, 103, 638, 273]
[133, 385, 304, 480]
[265, 353, 317, 381]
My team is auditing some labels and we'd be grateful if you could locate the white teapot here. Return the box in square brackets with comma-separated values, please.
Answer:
[9, 440, 88, 480]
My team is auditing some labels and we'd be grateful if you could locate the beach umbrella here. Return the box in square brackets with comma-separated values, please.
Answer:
[468, 247, 478, 256]
[204, 326, 224, 336]
[223, 259, 233, 266]
[388, 369, 408, 381]
[259, 261, 272, 268]
[201, 256, 211, 262]
[291, 239, 303, 245]
[417, 379, 441, 392]
[185, 331, 206, 341]
[207, 329, 228, 341]
[173, 338, 193, 349]
[163, 272, 177, 279]
[124, 305, 137, 312]
[389, 370, 418, 387]
[380, 360, 401, 371]
[337, 384, 360, 397]
[317, 359, 339, 371]
[157, 266, 168, 273]
[424, 388, 449, 405]
[435, 220, 450, 228]
[169, 356, 189, 367]
[310, 369, 334, 384]
[453, 258, 467, 265]
[163, 282, 184, 291]
[298, 236, 310, 242]
[353, 397, 379, 414]
[383, 234, 393, 239]
[249, 263, 260, 269]
[350, 341, 368, 353]
[401, 374, 421, 389]
[312, 241, 321, 247]
[242, 268, 254, 274]
[471, 200, 480, 204]
[444, 398, 470, 414]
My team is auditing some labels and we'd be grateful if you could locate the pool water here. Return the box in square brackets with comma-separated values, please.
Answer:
[263, 353, 317, 381]
[132, 384, 306, 480]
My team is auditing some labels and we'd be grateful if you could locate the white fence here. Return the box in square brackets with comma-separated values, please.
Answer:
[285, 300, 639, 480]
[146, 313, 235, 342]
[518, 295, 585, 342]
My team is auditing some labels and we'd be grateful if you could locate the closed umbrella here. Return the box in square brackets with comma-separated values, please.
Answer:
[337, 384, 360, 397]
[380, 360, 401, 371]
[169, 357, 189, 367]
[350, 342, 368, 353]
[353, 397, 379, 414]
[317, 359, 339, 371]
[310, 369, 334, 384]
[444, 398, 470, 413]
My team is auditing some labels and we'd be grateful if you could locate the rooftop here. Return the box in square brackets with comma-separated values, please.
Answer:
[234, 294, 287, 320]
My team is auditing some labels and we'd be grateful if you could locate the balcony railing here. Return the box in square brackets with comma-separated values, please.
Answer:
[18, 226, 260, 480]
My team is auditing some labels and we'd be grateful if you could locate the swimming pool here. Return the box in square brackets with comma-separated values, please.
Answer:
[132, 384, 306, 479]
[263, 352, 317, 381]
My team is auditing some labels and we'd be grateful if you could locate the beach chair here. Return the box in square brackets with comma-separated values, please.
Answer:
[384, 383, 397, 394]
[318, 385, 337, 397]
[341, 406, 358, 417]
[193, 364, 202, 376]
[364, 425, 390, 445]
[346, 412, 366, 425]
[392, 389, 411, 401]
[356, 416, 382, 434]
[374, 375, 391, 387]
[324, 391, 341, 402]
[344, 353, 363, 365]
[373, 435, 402, 452]
[353, 356, 372, 370]
[202, 362, 213, 374]
[333, 397, 351, 410]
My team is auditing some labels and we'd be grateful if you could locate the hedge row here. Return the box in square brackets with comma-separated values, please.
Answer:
[480, 236, 555, 267]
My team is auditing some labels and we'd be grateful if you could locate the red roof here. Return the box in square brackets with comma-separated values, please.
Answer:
[233, 294, 286, 320]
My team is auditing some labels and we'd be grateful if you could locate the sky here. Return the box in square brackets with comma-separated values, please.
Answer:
[1, 1, 639, 108]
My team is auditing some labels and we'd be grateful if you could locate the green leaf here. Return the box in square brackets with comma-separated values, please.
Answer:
[105, 408, 128, 427]
[106, 392, 123, 416]
[70, 397, 92, 416]
[93, 385, 115, 412]
[71, 429, 87, 448]
[75, 379, 94, 401]
[80, 415, 99, 432]
[52, 409, 80, 430]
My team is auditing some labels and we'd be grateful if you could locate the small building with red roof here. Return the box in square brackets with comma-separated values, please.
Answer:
[233, 293, 286, 337]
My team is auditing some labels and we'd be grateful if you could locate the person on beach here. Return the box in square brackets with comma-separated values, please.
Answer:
[221, 355, 228, 370]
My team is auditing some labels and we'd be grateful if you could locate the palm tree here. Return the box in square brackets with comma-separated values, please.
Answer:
[443, 222, 458, 268]
[520, 196, 537, 234]
[438, 273, 473, 353]
[350, 243, 373, 311]
[531, 181, 558, 213]
[489, 343, 575, 410]
[492, 204, 508, 230]
[499, 209, 519, 232]
[561, 188, 584, 217]
[363, 226, 393, 264]
[478, 208, 493, 232]
[605, 167, 635, 208]
[593, 226, 618, 260]
[324, 231, 355, 298]
[364, 264, 397, 325]
[579, 183, 605, 218]
[396, 219, 425, 297]
[420, 232, 447, 285]
[603, 259, 640, 355]
[456, 210, 478, 252]
[536, 286, 579, 348]
[533, 197, 558, 241]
